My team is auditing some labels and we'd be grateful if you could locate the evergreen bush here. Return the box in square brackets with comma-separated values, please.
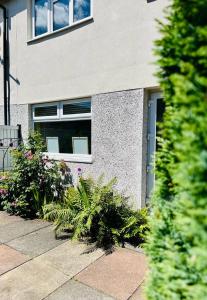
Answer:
[146, 1, 207, 299]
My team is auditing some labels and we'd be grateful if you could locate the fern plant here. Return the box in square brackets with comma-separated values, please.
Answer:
[43, 175, 149, 249]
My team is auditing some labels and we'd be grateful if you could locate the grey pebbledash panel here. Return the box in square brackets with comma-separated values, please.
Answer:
[0, 104, 32, 141]
[90, 89, 146, 209]
[0, 106, 4, 125]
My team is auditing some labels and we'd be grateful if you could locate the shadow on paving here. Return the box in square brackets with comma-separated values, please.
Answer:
[0, 212, 147, 300]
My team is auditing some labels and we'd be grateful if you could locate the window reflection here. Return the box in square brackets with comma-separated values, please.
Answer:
[34, 0, 91, 37]
[35, 0, 48, 36]
[53, 0, 70, 31]
[74, 0, 90, 22]
[35, 120, 91, 154]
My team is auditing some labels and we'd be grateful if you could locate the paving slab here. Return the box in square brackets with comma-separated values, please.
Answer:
[0, 211, 22, 226]
[0, 244, 29, 275]
[7, 226, 69, 258]
[75, 248, 147, 300]
[0, 218, 50, 243]
[46, 280, 115, 300]
[0, 259, 69, 300]
[35, 241, 104, 278]
[130, 284, 145, 300]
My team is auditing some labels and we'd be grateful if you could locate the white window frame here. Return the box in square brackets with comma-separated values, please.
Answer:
[32, 0, 93, 39]
[32, 99, 92, 163]
[32, 102, 60, 121]
[60, 98, 92, 120]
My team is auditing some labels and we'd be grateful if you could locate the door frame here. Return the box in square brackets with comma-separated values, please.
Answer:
[146, 92, 162, 203]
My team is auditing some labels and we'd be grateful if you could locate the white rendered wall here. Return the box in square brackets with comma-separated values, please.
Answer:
[0, 0, 168, 106]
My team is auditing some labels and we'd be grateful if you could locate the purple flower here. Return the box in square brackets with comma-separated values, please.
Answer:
[77, 167, 83, 177]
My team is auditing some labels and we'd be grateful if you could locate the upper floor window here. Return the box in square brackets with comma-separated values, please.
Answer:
[33, 0, 91, 37]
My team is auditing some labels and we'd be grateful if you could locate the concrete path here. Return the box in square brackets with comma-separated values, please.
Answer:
[0, 211, 147, 300]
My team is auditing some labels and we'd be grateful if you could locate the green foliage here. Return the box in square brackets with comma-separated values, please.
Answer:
[146, 1, 207, 299]
[0, 172, 10, 209]
[44, 176, 148, 250]
[2, 131, 65, 218]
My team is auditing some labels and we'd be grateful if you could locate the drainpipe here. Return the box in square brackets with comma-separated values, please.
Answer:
[0, 4, 8, 125]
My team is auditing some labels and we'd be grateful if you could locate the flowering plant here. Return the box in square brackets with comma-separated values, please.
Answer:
[0, 173, 10, 208]
[3, 132, 71, 217]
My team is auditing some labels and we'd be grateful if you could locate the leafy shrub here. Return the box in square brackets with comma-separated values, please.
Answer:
[2, 132, 71, 218]
[0, 172, 10, 210]
[146, 1, 207, 299]
[44, 176, 148, 250]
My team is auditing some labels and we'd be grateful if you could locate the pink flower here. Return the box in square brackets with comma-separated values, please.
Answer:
[25, 150, 33, 160]
[0, 188, 8, 196]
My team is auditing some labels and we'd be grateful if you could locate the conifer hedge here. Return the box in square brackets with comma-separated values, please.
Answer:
[146, 1, 207, 299]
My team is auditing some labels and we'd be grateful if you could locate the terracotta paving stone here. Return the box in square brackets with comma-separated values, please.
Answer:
[75, 248, 147, 300]
[130, 284, 146, 300]
[0, 244, 29, 275]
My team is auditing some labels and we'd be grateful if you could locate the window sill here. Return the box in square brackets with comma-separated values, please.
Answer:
[27, 16, 93, 44]
[43, 152, 93, 164]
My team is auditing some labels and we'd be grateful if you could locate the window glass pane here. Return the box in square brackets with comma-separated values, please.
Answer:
[63, 101, 91, 115]
[74, 0, 91, 22]
[35, 0, 48, 36]
[53, 0, 70, 31]
[35, 120, 91, 154]
[34, 106, 57, 117]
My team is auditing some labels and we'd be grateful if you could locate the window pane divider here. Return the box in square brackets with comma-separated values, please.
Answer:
[70, 0, 74, 26]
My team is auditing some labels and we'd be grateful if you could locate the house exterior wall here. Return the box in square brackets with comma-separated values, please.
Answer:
[0, 89, 147, 208]
[0, 0, 168, 208]
[0, 0, 166, 105]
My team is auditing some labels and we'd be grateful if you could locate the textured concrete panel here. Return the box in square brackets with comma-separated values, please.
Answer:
[46, 280, 114, 300]
[0, 259, 69, 300]
[0, 219, 50, 243]
[75, 248, 147, 300]
[7, 226, 69, 258]
[0, 245, 29, 275]
[91, 89, 146, 208]
[35, 241, 104, 278]
[0, 104, 31, 140]
[10, 104, 32, 140]
[0, 106, 3, 125]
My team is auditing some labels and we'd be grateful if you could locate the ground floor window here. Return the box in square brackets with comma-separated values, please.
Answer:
[32, 99, 91, 157]
[34, 120, 91, 154]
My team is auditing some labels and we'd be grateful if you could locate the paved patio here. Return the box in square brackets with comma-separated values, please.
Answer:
[0, 211, 147, 300]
